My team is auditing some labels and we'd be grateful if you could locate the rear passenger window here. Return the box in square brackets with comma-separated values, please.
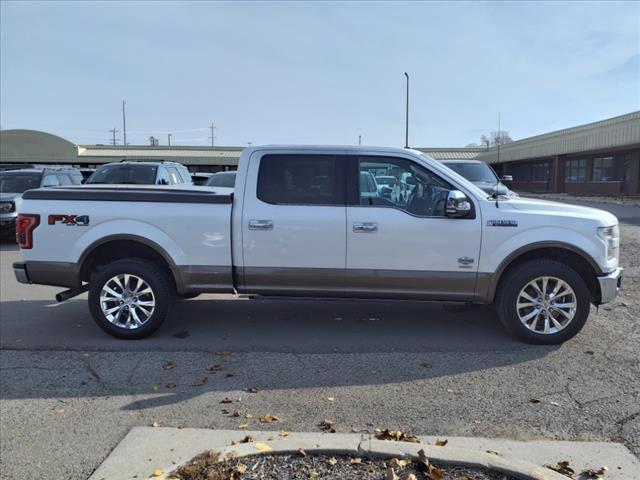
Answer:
[41, 174, 60, 187]
[57, 174, 72, 185]
[257, 155, 345, 206]
[166, 167, 182, 184]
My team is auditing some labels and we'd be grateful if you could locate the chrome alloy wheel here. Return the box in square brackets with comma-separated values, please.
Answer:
[100, 274, 155, 329]
[516, 276, 577, 334]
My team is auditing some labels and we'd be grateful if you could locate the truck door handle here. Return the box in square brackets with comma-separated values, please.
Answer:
[353, 222, 378, 233]
[248, 219, 274, 231]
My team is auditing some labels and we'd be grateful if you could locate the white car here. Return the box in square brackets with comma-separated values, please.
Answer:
[14, 145, 622, 344]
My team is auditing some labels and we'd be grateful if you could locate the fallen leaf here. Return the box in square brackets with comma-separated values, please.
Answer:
[165, 383, 176, 389]
[328, 457, 338, 465]
[318, 419, 337, 433]
[351, 427, 361, 433]
[176, 423, 186, 429]
[216, 349, 233, 357]
[434, 438, 448, 446]
[388, 458, 411, 469]
[238, 423, 249, 429]
[486, 449, 500, 456]
[162, 361, 175, 370]
[386, 467, 399, 480]
[375, 429, 420, 443]
[326, 396, 335, 402]
[234, 463, 247, 474]
[255, 442, 272, 452]
[581, 466, 608, 478]
[150, 469, 163, 477]
[416, 449, 444, 479]
[458, 476, 472, 480]
[230, 411, 241, 417]
[473, 420, 482, 425]
[280, 430, 289, 437]
[206, 364, 223, 372]
[421, 362, 433, 368]
[259, 413, 280, 423]
[193, 377, 207, 386]
[349, 457, 362, 464]
[545, 461, 575, 476]
[308, 470, 320, 478]
[244, 413, 253, 419]
[151, 421, 165, 428]
[401, 474, 417, 480]
[298, 448, 306, 456]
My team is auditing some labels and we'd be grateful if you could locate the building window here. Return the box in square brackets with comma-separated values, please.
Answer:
[565, 159, 586, 182]
[592, 156, 617, 181]
[511, 163, 531, 182]
[532, 162, 549, 182]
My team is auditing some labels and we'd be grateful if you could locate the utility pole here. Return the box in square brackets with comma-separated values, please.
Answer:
[209, 123, 216, 147]
[122, 100, 127, 146]
[404, 72, 409, 148]
[497, 112, 501, 165]
[109, 128, 119, 146]
[167, 133, 172, 147]
[358, 135, 362, 146]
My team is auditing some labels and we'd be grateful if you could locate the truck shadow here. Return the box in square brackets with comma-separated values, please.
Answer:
[0, 296, 557, 409]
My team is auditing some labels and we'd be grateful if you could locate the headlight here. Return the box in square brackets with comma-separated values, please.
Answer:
[597, 225, 619, 260]
[0, 202, 15, 213]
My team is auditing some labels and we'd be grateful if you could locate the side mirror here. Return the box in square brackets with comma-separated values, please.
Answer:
[501, 175, 513, 184]
[446, 190, 471, 218]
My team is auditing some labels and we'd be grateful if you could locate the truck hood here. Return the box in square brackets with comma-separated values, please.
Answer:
[507, 196, 618, 226]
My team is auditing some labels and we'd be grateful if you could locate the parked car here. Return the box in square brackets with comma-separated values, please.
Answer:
[86, 161, 192, 185]
[206, 171, 236, 188]
[440, 160, 516, 197]
[13, 145, 622, 344]
[191, 172, 214, 186]
[0, 166, 83, 238]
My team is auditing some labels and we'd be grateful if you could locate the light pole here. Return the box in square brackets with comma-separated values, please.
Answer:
[167, 133, 172, 147]
[404, 72, 410, 148]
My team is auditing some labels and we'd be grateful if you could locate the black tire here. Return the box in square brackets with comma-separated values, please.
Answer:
[88, 258, 172, 339]
[496, 259, 591, 344]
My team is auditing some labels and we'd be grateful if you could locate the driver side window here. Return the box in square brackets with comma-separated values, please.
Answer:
[357, 157, 452, 217]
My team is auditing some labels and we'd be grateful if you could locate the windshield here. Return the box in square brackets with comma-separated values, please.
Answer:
[444, 162, 498, 183]
[206, 173, 236, 188]
[0, 173, 41, 193]
[87, 165, 158, 184]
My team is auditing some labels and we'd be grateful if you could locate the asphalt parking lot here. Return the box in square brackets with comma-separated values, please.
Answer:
[1, 200, 639, 480]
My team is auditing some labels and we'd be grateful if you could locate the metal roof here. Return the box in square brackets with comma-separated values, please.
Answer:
[477, 111, 640, 164]
[415, 148, 486, 160]
[76, 145, 243, 166]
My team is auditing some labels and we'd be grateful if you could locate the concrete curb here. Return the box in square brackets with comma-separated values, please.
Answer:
[89, 428, 639, 480]
[152, 432, 568, 480]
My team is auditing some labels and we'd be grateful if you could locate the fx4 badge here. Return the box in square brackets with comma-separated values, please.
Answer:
[487, 219, 518, 227]
[48, 214, 90, 226]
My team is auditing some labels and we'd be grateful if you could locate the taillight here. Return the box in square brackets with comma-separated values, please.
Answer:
[16, 214, 40, 249]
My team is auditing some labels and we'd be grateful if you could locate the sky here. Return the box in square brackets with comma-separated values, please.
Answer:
[1, 1, 639, 148]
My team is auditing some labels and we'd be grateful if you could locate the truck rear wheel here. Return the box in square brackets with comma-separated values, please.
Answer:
[88, 258, 172, 339]
[496, 259, 591, 344]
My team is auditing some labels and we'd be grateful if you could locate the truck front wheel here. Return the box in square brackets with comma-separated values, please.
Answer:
[88, 258, 172, 339]
[496, 259, 591, 344]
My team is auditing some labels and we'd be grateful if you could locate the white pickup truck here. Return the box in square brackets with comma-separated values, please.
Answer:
[13, 146, 622, 344]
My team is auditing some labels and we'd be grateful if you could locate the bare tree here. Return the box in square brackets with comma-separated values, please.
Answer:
[479, 131, 513, 148]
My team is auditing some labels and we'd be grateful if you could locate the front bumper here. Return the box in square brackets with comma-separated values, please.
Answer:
[13, 262, 30, 284]
[597, 267, 623, 304]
